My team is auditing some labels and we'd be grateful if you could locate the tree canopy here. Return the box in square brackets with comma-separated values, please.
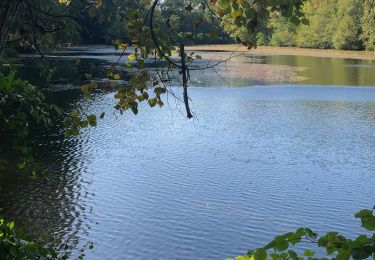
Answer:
[228, 0, 375, 51]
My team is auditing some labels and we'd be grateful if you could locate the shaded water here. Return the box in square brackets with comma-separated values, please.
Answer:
[1, 46, 375, 259]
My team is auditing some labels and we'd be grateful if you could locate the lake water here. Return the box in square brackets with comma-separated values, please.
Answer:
[1, 46, 375, 259]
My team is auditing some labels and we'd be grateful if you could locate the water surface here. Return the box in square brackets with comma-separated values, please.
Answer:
[1, 46, 375, 259]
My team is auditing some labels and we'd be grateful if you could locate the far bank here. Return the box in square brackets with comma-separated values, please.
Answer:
[186, 45, 375, 61]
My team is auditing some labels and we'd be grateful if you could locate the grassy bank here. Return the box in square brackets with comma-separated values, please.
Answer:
[186, 44, 375, 61]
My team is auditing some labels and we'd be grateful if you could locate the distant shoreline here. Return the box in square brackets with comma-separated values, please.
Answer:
[185, 44, 375, 61]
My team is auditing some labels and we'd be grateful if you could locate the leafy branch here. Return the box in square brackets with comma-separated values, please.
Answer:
[229, 207, 375, 260]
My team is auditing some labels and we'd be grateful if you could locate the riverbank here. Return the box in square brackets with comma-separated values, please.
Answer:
[186, 44, 375, 61]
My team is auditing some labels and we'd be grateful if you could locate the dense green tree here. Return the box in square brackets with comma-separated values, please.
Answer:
[361, 0, 375, 51]
[332, 0, 364, 50]
[228, 0, 375, 51]
[269, 15, 297, 47]
[294, 0, 337, 49]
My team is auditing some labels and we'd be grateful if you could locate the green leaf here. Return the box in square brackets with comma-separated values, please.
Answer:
[355, 209, 375, 231]
[148, 98, 157, 107]
[157, 100, 164, 107]
[86, 114, 97, 127]
[301, 18, 310, 26]
[362, 221, 375, 231]
[8, 221, 14, 230]
[290, 16, 300, 26]
[351, 248, 372, 259]
[80, 121, 89, 128]
[254, 249, 267, 260]
[154, 87, 167, 95]
[142, 92, 149, 100]
[131, 107, 138, 115]
[304, 250, 315, 257]
[288, 250, 298, 260]
[355, 210, 373, 218]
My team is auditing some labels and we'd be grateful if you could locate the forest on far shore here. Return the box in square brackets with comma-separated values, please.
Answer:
[224, 0, 375, 51]
[3, 0, 375, 57]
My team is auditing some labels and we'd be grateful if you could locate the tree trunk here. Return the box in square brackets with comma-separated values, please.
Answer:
[0, 0, 21, 56]
[180, 44, 193, 119]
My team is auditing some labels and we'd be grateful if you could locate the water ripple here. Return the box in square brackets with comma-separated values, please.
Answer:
[1, 85, 375, 259]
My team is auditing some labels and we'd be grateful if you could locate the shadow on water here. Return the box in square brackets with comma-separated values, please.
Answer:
[0, 87, 94, 257]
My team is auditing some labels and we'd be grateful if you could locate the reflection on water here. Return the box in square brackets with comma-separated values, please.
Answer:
[256, 55, 375, 86]
[1, 46, 375, 259]
[15, 46, 375, 88]
[0, 89, 93, 256]
[14, 58, 107, 88]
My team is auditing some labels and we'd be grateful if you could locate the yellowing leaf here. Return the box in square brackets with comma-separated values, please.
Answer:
[58, 0, 71, 5]
[96, 0, 103, 7]
[128, 53, 136, 60]
[71, 110, 79, 117]
[216, 7, 226, 17]
[119, 43, 127, 50]
[231, 8, 243, 18]
[209, 0, 217, 6]
[113, 74, 121, 80]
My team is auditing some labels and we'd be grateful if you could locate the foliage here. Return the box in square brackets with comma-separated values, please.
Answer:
[294, 0, 337, 49]
[0, 68, 60, 170]
[332, 0, 363, 50]
[269, 15, 297, 47]
[209, 0, 306, 48]
[9, 0, 82, 51]
[224, 0, 375, 51]
[229, 207, 375, 260]
[0, 218, 56, 259]
[361, 0, 375, 51]
[160, 0, 232, 44]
